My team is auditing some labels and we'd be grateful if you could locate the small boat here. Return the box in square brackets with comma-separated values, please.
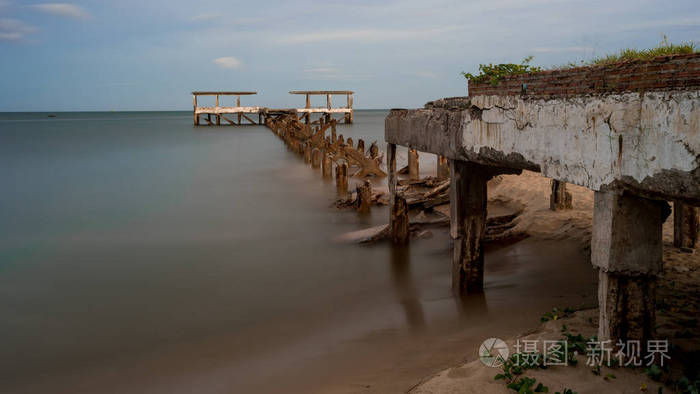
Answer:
[48, 114, 57, 118]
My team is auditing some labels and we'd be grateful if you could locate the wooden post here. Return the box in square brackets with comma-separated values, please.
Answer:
[369, 143, 379, 160]
[336, 160, 348, 196]
[306, 94, 310, 109]
[391, 195, 409, 245]
[450, 160, 488, 294]
[408, 148, 419, 180]
[193, 94, 198, 125]
[216, 95, 219, 107]
[311, 148, 322, 169]
[304, 143, 312, 164]
[347, 137, 353, 150]
[357, 139, 365, 155]
[674, 201, 699, 249]
[357, 180, 372, 214]
[331, 119, 337, 143]
[550, 180, 573, 210]
[237, 95, 241, 124]
[327, 94, 331, 109]
[437, 155, 449, 179]
[216, 114, 221, 126]
[322, 151, 332, 178]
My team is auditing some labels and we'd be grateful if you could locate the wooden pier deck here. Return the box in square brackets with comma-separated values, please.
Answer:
[192, 91, 263, 126]
[290, 90, 354, 124]
[192, 90, 354, 126]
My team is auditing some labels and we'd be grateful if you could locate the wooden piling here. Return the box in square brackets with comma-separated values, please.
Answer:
[369, 143, 379, 160]
[408, 148, 419, 180]
[331, 119, 337, 143]
[357, 139, 365, 155]
[437, 155, 449, 179]
[304, 143, 312, 163]
[674, 201, 699, 249]
[322, 152, 333, 178]
[391, 195, 409, 245]
[347, 138, 353, 150]
[357, 180, 372, 214]
[311, 148, 322, 169]
[550, 180, 573, 210]
[336, 160, 348, 196]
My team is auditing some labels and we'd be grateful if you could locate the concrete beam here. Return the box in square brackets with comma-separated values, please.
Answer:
[385, 91, 700, 204]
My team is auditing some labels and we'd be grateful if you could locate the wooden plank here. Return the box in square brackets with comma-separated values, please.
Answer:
[241, 113, 256, 124]
[192, 91, 257, 95]
[289, 91, 354, 95]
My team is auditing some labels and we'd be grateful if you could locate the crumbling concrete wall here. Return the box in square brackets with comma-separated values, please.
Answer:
[385, 90, 700, 204]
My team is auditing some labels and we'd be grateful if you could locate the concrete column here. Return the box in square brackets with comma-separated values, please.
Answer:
[550, 180, 573, 210]
[674, 201, 699, 249]
[450, 160, 489, 294]
[388, 143, 408, 244]
[592, 191, 670, 345]
[437, 155, 449, 179]
[408, 148, 419, 180]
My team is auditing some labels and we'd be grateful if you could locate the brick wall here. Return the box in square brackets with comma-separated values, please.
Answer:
[468, 53, 700, 98]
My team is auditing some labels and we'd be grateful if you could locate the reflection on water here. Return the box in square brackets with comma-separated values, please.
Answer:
[390, 245, 426, 330]
[0, 111, 597, 393]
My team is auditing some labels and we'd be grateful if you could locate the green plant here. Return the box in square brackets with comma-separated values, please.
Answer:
[541, 307, 575, 322]
[462, 56, 542, 86]
[646, 364, 663, 381]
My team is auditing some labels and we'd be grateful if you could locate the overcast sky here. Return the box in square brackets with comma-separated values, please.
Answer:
[0, 0, 699, 111]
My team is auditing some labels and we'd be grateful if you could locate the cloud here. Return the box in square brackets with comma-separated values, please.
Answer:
[0, 18, 36, 42]
[32, 3, 90, 19]
[213, 56, 242, 69]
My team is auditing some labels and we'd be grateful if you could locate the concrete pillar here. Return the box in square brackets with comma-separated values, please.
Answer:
[450, 160, 489, 294]
[437, 155, 449, 179]
[592, 191, 670, 345]
[408, 149, 419, 180]
[550, 180, 573, 210]
[674, 201, 699, 249]
[388, 143, 408, 244]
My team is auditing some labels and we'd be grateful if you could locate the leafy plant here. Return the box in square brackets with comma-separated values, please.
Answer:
[541, 307, 575, 322]
[462, 56, 542, 86]
[646, 364, 663, 381]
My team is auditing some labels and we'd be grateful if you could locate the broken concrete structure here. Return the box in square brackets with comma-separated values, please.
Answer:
[385, 53, 700, 344]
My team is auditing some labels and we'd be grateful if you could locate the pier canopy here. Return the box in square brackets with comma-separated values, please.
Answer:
[192, 91, 257, 95]
[289, 91, 354, 95]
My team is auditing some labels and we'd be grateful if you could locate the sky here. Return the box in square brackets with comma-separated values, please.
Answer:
[0, 0, 699, 111]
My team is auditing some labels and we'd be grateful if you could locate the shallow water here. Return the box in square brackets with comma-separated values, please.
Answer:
[0, 111, 597, 393]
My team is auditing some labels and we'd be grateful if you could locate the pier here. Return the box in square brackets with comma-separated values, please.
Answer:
[290, 90, 354, 124]
[192, 90, 354, 126]
[385, 53, 700, 347]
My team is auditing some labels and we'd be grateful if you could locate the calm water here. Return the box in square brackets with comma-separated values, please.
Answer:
[0, 111, 597, 393]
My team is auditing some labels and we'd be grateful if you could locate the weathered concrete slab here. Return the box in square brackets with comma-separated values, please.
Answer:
[385, 91, 700, 204]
